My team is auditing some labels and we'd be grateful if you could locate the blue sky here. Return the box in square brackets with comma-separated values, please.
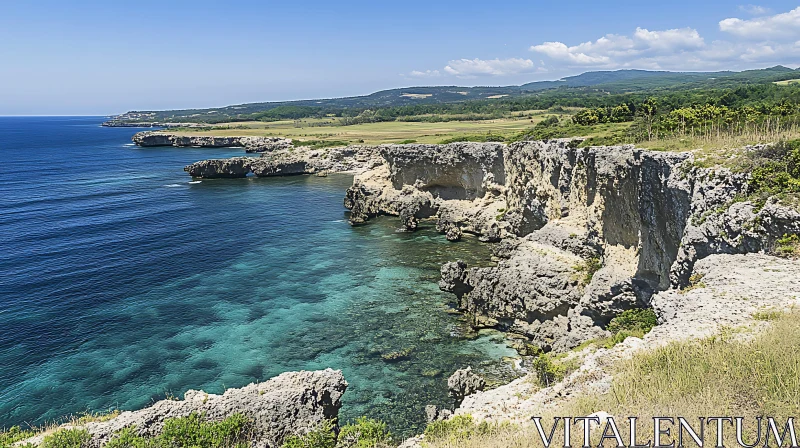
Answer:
[1, 0, 799, 115]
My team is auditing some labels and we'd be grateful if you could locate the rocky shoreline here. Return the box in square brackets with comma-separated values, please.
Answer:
[20, 138, 799, 446]
[183, 139, 800, 355]
[132, 131, 294, 153]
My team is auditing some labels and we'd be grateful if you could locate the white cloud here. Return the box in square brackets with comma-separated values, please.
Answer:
[408, 70, 441, 78]
[632, 27, 705, 51]
[738, 5, 771, 15]
[530, 27, 705, 68]
[406, 6, 800, 79]
[443, 58, 535, 77]
[720, 7, 800, 39]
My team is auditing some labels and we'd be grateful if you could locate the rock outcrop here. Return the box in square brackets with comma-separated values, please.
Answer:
[182, 138, 799, 354]
[447, 367, 486, 402]
[453, 254, 800, 424]
[344, 140, 800, 352]
[133, 132, 293, 153]
[184, 145, 383, 178]
[22, 369, 347, 448]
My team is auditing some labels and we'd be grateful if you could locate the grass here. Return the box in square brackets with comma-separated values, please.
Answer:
[40, 429, 90, 448]
[1, 413, 253, 448]
[423, 311, 800, 448]
[154, 114, 552, 146]
[572, 257, 602, 286]
[281, 417, 392, 448]
[775, 233, 800, 258]
[774, 79, 800, 86]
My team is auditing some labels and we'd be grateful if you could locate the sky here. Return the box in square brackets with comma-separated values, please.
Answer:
[1, 0, 799, 115]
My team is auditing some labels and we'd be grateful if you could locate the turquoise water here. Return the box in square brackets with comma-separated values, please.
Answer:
[0, 117, 517, 435]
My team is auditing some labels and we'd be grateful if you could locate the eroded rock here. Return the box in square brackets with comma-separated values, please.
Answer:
[21, 369, 347, 448]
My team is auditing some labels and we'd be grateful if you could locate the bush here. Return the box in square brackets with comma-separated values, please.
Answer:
[776, 233, 800, 258]
[1, 426, 36, 448]
[604, 308, 658, 347]
[748, 139, 800, 197]
[573, 257, 602, 285]
[439, 133, 506, 144]
[531, 353, 568, 386]
[105, 413, 251, 448]
[281, 420, 336, 448]
[41, 429, 90, 448]
[337, 417, 392, 448]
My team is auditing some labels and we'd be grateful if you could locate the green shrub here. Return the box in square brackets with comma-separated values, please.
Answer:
[604, 308, 658, 347]
[281, 420, 336, 448]
[531, 353, 567, 386]
[573, 257, 602, 285]
[105, 413, 250, 448]
[776, 233, 800, 258]
[396, 139, 417, 144]
[105, 427, 148, 448]
[159, 413, 250, 448]
[40, 429, 90, 448]
[748, 139, 800, 197]
[438, 133, 505, 144]
[337, 417, 392, 447]
[1, 426, 36, 448]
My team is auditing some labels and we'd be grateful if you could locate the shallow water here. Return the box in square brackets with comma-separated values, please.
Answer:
[0, 117, 517, 435]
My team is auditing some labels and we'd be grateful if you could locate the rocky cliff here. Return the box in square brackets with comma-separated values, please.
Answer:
[184, 145, 383, 178]
[21, 369, 347, 448]
[181, 139, 799, 352]
[132, 132, 293, 153]
[344, 140, 800, 352]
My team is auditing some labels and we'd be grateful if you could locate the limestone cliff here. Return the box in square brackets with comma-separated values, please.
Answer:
[184, 145, 383, 178]
[344, 140, 800, 352]
[132, 132, 293, 153]
[182, 139, 799, 352]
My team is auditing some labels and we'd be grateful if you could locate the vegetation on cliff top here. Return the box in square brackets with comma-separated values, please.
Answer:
[423, 310, 800, 448]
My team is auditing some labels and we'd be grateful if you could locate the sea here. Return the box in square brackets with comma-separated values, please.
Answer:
[0, 116, 518, 435]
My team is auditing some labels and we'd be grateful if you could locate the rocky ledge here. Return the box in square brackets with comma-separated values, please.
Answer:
[184, 145, 383, 178]
[133, 132, 293, 153]
[21, 369, 347, 448]
[343, 140, 800, 353]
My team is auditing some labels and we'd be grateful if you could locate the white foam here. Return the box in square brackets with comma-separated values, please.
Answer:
[188, 181, 202, 184]
[165, 184, 182, 188]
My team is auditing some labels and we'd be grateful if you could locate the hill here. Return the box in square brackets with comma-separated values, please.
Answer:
[106, 66, 799, 125]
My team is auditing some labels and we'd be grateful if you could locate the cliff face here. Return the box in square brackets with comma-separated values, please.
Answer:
[132, 132, 293, 153]
[181, 139, 799, 352]
[345, 140, 800, 351]
[22, 370, 346, 448]
[184, 146, 383, 178]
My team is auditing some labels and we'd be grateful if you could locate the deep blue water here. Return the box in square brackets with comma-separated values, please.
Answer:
[0, 117, 516, 435]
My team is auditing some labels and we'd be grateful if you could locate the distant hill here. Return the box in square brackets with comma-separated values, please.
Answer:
[108, 66, 799, 124]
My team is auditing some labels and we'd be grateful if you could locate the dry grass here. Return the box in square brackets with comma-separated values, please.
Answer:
[424, 311, 800, 448]
[151, 113, 560, 145]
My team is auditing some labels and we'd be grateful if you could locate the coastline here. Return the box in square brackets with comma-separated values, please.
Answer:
[10, 125, 800, 446]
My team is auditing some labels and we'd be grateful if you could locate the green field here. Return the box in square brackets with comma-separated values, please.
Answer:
[161, 110, 573, 145]
[774, 78, 800, 86]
